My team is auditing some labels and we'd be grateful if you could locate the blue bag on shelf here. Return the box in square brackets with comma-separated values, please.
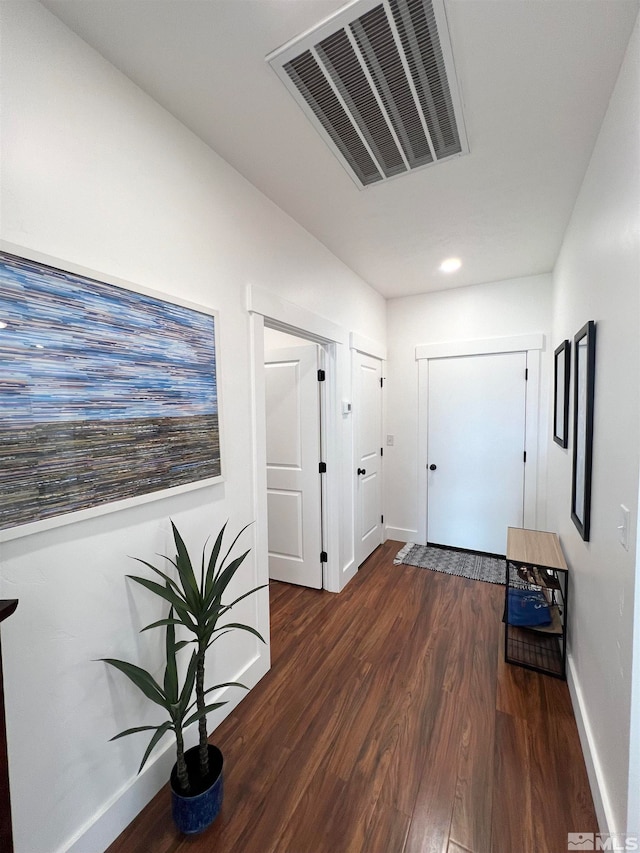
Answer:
[507, 587, 552, 627]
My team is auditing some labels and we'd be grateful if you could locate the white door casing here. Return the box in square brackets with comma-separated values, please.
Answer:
[248, 286, 347, 593]
[354, 351, 383, 566]
[265, 344, 322, 588]
[426, 351, 527, 554]
[416, 335, 544, 549]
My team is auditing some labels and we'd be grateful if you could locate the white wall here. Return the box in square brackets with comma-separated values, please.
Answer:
[0, 3, 385, 852]
[385, 274, 552, 542]
[547, 15, 640, 835]
[263, 328, 312, 349]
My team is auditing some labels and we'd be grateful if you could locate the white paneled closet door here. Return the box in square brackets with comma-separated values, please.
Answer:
[265, 345, 323, 588]
[354, 351, 383, 566]
[427, 351, 527, 554]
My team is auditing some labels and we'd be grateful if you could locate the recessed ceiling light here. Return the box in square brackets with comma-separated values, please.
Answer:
[0, 321, 8, 329]
[35, 344, 44, 349]
[439, 257, 462, 273]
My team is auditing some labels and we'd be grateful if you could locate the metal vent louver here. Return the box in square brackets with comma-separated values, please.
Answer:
[267, 0, 468, 188]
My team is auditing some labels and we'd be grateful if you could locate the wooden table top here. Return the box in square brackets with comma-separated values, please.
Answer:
[507, 527, 568, 572]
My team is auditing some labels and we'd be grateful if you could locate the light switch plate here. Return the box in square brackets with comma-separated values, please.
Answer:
[619, 504, 630, 550]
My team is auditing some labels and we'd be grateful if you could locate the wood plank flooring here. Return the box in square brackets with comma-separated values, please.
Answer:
[108, 540, 597, 853]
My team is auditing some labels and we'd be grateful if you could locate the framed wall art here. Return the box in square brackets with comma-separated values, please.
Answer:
[0, 247, 222, 539]
[553, 339, 570, 448]
[571, 320, 596, 541]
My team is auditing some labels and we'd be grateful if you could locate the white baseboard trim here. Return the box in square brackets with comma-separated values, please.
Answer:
[385, 527, 419, 544]
[62, 650, 270, 853]
[566, 653, 612, 834]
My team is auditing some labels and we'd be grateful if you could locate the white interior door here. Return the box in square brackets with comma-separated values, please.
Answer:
[427, 351, 527, 554]
[355, 352, 383, 566]
[265, 344, 322, 588]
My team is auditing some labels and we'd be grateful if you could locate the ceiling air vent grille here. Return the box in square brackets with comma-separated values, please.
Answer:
[268, 0, 468, 188]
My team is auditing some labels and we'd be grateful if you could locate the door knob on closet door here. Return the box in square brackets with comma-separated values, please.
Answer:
[357, 468, 366, 475]
[429, 464, 437, 471]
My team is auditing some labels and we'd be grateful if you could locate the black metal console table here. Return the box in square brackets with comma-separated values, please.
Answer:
[505, 528, 568, 679]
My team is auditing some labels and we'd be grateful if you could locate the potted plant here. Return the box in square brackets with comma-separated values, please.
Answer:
[102, 609, 226, 809]
[102, 522, 265, 834]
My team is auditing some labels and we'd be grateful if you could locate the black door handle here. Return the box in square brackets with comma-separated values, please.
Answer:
[429, 464, 437, 471]
[357, 468, 366, 475]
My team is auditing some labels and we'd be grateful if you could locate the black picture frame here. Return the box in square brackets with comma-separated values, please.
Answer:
[571, 321, 596, 541]
[553, 340, 570, 448]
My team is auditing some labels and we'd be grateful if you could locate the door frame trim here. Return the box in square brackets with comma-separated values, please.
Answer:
[248, 285, 345, 592]
[349, 331, 386, 361]
[415, 334, 545, 548]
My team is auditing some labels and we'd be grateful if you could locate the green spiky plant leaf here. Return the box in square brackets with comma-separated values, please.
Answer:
[101, 605, 200, 794]
[128, 521, 266, 779]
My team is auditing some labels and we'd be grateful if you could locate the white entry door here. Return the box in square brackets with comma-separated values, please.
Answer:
[265, 345, 322, 588]
[427, 351, 527, 554]
[354, 352, 383, 566]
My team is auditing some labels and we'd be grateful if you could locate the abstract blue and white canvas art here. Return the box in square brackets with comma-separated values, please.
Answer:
[0, 251, 221, 532]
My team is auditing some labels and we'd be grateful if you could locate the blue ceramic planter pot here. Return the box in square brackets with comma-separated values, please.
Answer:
[170, 744, 224, 834]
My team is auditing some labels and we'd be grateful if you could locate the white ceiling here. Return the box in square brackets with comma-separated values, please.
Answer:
[41, 0, 639, 298]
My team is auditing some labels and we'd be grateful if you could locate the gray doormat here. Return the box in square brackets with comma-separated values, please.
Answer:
[394, 542, 506, 585]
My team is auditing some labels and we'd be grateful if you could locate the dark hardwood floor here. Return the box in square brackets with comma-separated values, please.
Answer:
[108, 540, 597, 853]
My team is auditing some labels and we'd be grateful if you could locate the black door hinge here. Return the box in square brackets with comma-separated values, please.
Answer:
[320, 551, 328, 563]
[381, 515, 384, 524]
[380, 447, 383, 457]
[523, 451, 527, 463]
[525, 368, 528, 380]
[318, 369, 326, 382]
[380, 377, 384, 388]
[319, 461, 327, 473]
